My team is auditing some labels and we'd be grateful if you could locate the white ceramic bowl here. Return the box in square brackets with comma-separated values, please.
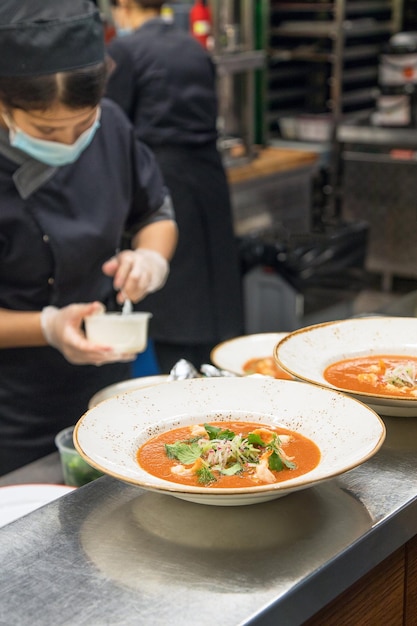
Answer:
[88, 375, 170, 408]
[274, 317, 417, 417]
[74, 377, 385, 506]
[211, 333, 289, 377]
[84, 312, 152, 353]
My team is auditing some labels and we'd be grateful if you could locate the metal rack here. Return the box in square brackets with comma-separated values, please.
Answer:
[267, 0, 403, 142]
[208, 0, 266, 165]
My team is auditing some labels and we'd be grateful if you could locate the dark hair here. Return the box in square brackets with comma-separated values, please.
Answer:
[109, 1, 165, 10]
[129, 1, 165, 9]
[0, 59, 112, 111]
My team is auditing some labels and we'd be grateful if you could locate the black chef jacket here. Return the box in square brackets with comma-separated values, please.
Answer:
[105, 19, 244, 346]
[106, 18, 218, 147]
[0, 98, 174, 473]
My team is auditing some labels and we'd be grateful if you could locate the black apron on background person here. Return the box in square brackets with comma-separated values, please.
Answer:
[105, 18, 244, 371]
[143, 143, 242, 345]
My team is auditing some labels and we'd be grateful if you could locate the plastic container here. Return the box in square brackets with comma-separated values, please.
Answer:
[278, 116, 298, 140]
[84, 311, 152, 354]
[296, 114, 333, 142]
[55, 426, 103, 487]
[277, 113, 333, 142]
[372, 89, 413, 127]
[380, 32, 417, 86]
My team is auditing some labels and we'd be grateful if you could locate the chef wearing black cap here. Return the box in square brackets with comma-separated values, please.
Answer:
[0, 0, 178, 475]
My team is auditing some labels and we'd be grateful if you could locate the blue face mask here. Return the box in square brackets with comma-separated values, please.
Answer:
[6, 109, 101, 167]
[115, 26, 133, 37]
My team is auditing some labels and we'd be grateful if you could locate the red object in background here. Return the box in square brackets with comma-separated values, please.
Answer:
[104, 22, 116, 44]
[190, 0, 212, 49]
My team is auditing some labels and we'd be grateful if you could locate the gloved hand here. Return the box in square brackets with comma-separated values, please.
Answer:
[102, 248, 169, 304]
[40, 302, 135, 365]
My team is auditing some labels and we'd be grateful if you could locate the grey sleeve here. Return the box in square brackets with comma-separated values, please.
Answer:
[135, 192, 175, 228]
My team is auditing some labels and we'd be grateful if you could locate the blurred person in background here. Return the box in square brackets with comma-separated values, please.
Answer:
[0, 0, 177, 475]
[105, 0, 244, 373]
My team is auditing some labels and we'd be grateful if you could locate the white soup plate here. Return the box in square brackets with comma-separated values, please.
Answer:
[74, 377, 385, 506]
[274, 316, 417, 417]
[210, 332, 289, 377]
[88, 374, 170, 408]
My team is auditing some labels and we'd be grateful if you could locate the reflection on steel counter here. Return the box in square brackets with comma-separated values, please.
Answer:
[238, 220, 370, 333]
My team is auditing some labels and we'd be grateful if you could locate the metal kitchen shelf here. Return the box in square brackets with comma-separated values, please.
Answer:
[213, 50, 265, 75]
[337, 122, 417, 145]
[266, 0, 403, 223]
[271, 19, 394, 38]
[208, 1, 267, 165]
[269, 41, 386, 63]
[271, 1, 394, 13]
[268, 0, 402, 136]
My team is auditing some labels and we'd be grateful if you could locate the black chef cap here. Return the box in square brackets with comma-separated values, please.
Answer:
[0, 0, 105, 77]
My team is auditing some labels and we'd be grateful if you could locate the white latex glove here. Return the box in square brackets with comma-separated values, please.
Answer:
[40, 302, 135, 365]
[102, 248, 169, 304]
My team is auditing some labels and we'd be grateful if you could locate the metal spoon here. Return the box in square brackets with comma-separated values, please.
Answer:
[200, 364, 237, 377]
[168, 359, 200, 380]
[122, 298, 133, 315]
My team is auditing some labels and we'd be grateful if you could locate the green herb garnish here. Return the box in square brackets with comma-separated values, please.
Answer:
[204, 423, 235, 440]
[165, 424, 297, 485]
[219, 462, 242, 476]
[165, 442, 201, 464]
[196, 465, 216, 485]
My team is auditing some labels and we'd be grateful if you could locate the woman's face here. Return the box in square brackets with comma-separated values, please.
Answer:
[3, 103, 99, 145]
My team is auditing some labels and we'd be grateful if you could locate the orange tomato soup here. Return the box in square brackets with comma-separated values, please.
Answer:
[137, 421, 320, 489]
[243, 356, 293, 379]
[324, 355, 417, 397]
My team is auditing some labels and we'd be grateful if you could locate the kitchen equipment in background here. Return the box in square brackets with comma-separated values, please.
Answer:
[163, 1, 265, 165]
[239, 221, 369, 333]
[210, 0, 265, 165]
[340, 141, 417, 289]
[379, 32, 417, 86]
[373, 32, 417, 127]
[278, 113, 333, 142]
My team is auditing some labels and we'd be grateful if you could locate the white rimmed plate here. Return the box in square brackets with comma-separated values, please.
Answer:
[274, 317, 417, 417]
[0, 484, 75, 528]
[210, 332, 290, 377]
[74, 377, 385, 506]
[88, 374, 170, 408]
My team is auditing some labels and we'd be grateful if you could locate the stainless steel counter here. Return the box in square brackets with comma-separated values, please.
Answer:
[2, 299, 417, 625]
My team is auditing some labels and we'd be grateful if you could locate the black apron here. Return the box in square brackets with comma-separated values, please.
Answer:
[136, 143, 243, 344]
